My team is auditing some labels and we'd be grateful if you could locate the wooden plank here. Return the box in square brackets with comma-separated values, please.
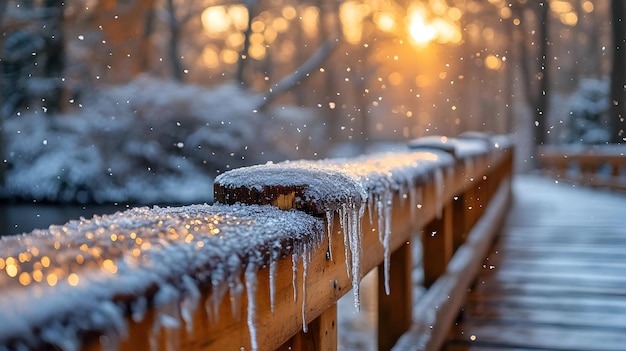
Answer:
[443, 175, 626, 351]
[471, 280, 626, 297]
[477, 257, 626, 273]
[465, 294, 626, 313]
[447, 322, 626, 351]
[445, 345, 555, 351]
[460, 304, 626, 330]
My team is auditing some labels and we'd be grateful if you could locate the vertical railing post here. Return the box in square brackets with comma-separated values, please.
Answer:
[277, 304, 338, 351]
[422, 201, 454, 288]
[377, 241, 413, 351]
[452, 193, 467, 252]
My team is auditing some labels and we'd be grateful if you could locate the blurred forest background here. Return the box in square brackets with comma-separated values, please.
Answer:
[0, 0, 625, 207]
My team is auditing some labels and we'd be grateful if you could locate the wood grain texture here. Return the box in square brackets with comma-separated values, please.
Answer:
[81, 144, 513, 351]
[446, 175, 626, 351]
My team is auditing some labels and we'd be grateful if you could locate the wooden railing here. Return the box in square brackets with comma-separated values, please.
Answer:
[538, 144, 626, 190]
[0, 134, 514, 351]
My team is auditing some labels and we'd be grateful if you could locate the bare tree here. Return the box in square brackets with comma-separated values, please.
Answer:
[236, 0, 257, 86]
[257, 37, 341, 109]
[42, 0, 65, 114]
[514, 1, 550, 146]
[610, 0, 626, 143]
[0, 0, 8, 184]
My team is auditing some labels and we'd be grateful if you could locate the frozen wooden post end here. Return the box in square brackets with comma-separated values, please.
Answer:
[214, 150, 457, 351]
[0, 133, 513, 351]
[215, 134, 514, 351]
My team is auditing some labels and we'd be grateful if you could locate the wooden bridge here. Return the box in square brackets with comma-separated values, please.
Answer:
[399, 174, 626, 351]
[0, 136, 624, 351]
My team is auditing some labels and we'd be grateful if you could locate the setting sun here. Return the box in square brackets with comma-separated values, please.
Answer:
[408, 9, 436, 46]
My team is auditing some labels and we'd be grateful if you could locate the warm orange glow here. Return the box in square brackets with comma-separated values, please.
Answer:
[550, 0, 578, 26]
[202, 6, 231, 33]
[18, 272, 31, 286]
[47, 273, 58, 287]
[301, 6, 319, 38]
[220, 49, 239, 64]
[282, 6, 297, 20]
[102, 259, 118, 274]
[68, 273, 80, 286]
[6, 264, 18, 278]
[431, 18, 462, 44]
[374, 12, 397, 33]
[485, 55, 503, 70]
[388, 72, 403, 86]
[582, 1, 594, 13]
[340, 1, 368, 44]
[408, 9, 436, 46]
[32, 269, 43, 282]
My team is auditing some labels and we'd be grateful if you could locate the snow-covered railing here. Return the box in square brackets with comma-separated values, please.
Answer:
[0, 134, 513, 351]
[538, 144, 626, 190]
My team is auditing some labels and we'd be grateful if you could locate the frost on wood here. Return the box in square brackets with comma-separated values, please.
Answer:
[215, 150, 454, 308]
[0, 203, 324, 350]
[407, 135, 492, 159]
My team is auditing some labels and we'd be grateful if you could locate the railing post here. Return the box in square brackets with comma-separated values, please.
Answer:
[452, 193, 467, 252]
[278, 304, 338, 351]
[377, 241, 413, 351]
[422, 201, 454, 288]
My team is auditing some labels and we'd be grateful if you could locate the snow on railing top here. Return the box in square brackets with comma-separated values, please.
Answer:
[215, 150, 455, 312]
[407, 134, 513, 159]
[0, 204, 323, 350]
[214, 150, 454, 214]
[0, 135, 513, 351]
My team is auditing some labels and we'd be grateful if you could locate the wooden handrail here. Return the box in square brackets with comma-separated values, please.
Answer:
[0, 134, 514, 351]
[538, 144, 626, 190]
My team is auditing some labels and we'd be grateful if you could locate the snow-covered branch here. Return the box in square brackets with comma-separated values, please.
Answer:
[256, 37, 341, 110]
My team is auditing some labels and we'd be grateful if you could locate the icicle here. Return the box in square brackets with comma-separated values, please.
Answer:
[227, 256, 244, 320]
[349, 203, 363, 311]
[291, 252, 298, 302]
[131, 296, 148, 323]
[269, 253, 277, 314]
[301, 244, 311, 333]
[40, 322, 79, 351]
[434, 168, 444, 219]
[245, 263, 260, 351]
[382, 191, 393, 296]
[95, 301, 127, 351]
[376, 195, 384, 244]
[325, 210, 334, 261]
[180, 275, 200, 334]
[207, 269, 227, 324]
[409, 183, 419, 219]
[367, 196, 375, 226]
[151, 285, 181, 351]
[340, 204, 352, 280]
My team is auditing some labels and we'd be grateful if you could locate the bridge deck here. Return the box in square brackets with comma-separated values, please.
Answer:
[444, 175, 626, 351]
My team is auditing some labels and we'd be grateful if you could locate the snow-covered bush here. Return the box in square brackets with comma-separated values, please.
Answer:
[1, 76, 325, 204]
[565, 77, 610, 144]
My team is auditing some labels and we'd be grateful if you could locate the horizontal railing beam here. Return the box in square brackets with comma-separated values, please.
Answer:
[0, 134, 514, 351]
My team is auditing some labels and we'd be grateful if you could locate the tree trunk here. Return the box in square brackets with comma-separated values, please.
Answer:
[166, 0, 184, 81]
[610, 0, 626, 143]
[43, 0, 65, 114]
[0, 0, 8, 184]
[236, 0, 256, 86]
[534, 2, 550, 145]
